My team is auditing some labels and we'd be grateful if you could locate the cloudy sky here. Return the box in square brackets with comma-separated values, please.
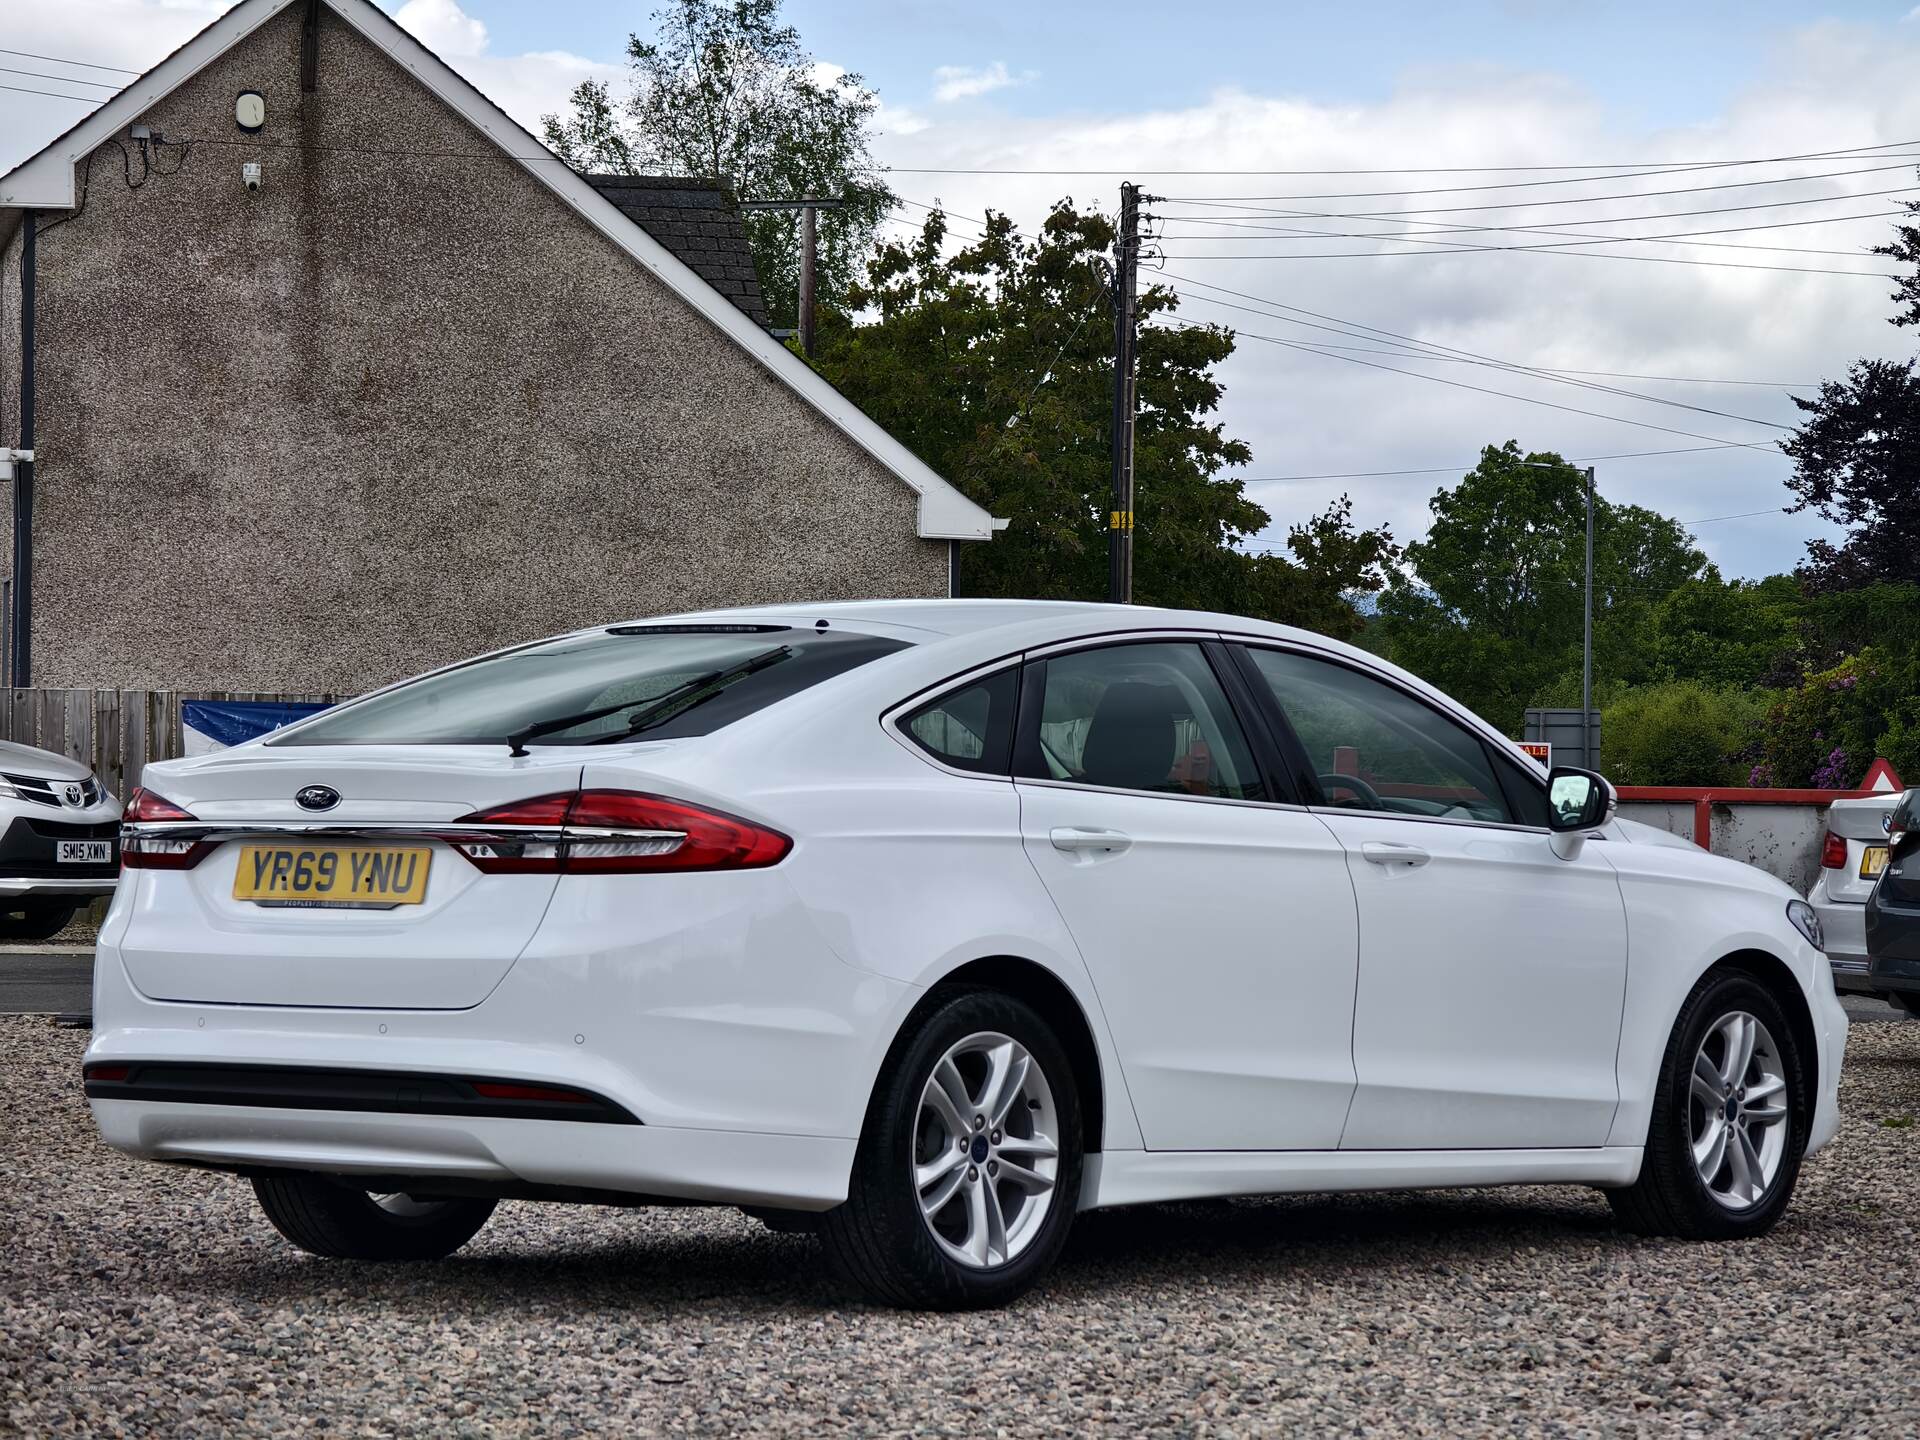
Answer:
[6, 0, 1920, 579]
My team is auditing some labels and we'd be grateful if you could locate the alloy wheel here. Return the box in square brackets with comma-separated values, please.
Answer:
[1688, 1011, 1790, 1211]
[912, 1031, 1060, 1269]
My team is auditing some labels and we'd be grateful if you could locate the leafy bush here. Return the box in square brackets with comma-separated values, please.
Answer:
[1597, 682, 1766, 786]
[1759, 647, 1920, 787]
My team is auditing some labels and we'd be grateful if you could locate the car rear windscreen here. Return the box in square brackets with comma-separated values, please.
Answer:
[271, 625, 911, 746]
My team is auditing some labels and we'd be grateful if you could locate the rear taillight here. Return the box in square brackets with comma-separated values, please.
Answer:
[450, 790, 790, 875]
[1820, 831, 1848, 870]
[121, 787, 213, 870]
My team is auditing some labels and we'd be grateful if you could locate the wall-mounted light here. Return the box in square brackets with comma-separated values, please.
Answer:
[235, 90, 265, 132]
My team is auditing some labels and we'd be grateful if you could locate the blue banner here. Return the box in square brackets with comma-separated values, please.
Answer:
[181, 700, 331, 753]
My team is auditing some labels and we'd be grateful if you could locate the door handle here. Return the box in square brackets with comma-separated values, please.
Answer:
[1361, 841, 1430, 868]
[1050, 827, 1132, 855]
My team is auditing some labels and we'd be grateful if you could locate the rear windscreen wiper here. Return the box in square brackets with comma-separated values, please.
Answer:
[504, 645, 792, 756]
[589, 644, 793, 743]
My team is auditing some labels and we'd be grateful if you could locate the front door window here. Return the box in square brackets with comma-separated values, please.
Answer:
[1243, 648, 1508, 823]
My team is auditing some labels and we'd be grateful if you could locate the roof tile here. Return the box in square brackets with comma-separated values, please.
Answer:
[583, 174, 772, 329]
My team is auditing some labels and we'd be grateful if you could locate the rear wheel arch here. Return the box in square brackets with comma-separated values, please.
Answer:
[880, 956, 1106, 1154]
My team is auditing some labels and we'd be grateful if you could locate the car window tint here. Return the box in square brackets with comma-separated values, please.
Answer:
[273, 626, 910, 746]
[902, 669, 1017, 775]
[1022, 643, 1263, 800]
[1245, 648, 1511, 824]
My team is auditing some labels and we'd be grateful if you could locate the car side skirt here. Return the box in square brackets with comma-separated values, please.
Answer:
[1080, 1146, 1644, 1210]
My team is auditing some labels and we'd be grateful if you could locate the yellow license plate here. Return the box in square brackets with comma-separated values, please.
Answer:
[1862, 845, 1889, 879]
[232, 844, 432, 908]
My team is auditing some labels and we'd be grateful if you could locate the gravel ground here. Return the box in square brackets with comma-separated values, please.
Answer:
[4, 1016, 1919, 1437]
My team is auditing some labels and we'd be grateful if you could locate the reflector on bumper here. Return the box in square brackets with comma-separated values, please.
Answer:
[82, 1062, 640, 1125]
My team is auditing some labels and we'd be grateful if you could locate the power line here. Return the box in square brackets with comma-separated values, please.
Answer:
[1152, 313, 1784, 451]
[1142, 149, 1920, 202]
[0, 80, 107, 104]
[1233, 444, 1765, 485]
[1681, 508, 1787, 526]
[1158, 276, 1799, 429]
[0, 65, 120, 90]
[1245, 344, 1816, 388]
[1169, 184, 1920, 233]
[0, 46, 141, 75]
[1157, 229, 1870, 261]
[1156, 204, 1904, 250]
[1150, 211, 1883, 259]
[1158, 245, 1886, 278]
[875, 139, 1920, 176]
[1164, 159, 1920, 212]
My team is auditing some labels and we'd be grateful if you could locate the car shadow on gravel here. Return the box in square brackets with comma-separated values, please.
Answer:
[166, 1186, 1651, 1314]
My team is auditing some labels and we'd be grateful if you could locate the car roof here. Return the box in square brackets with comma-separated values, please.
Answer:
[625, 598, 1339, 646]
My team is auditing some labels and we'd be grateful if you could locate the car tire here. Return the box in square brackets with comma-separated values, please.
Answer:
[1887, 992, 1920, 1019]
[820, 988, 1083, 1309]
[0, 902, 77, 942]
[252, 1173, 497, 1261]
[1607, 967, 1808, 1240]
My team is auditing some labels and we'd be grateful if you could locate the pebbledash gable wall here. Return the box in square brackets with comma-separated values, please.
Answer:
[6, 3, 948, 693]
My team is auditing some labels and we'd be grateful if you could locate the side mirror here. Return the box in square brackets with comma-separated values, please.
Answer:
[1546, 766, 1615, 859]
[1891, 789, 1919, 850]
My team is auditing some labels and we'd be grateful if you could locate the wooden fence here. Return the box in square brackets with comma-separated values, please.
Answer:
[0, 689, 334, 799]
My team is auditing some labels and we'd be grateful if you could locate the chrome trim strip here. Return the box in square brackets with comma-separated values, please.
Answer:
[1012, 774, 1311, 814]
[122, 822, 685, 844]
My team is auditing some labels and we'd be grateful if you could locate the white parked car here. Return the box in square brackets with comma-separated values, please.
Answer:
[86, 602, 1845, 1307]
[0, 739, 119, 940]
[1806, 793, 1899, 996]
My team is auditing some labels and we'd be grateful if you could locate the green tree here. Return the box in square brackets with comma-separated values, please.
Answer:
[1377, 442, 1708, 732]
[1781, 198, 1920, 591]
[1644, 571, 1802, 689]
[810, 204, 1399, 635]
[541, 0, 896, 327]
[1599, 682, 1766, 787]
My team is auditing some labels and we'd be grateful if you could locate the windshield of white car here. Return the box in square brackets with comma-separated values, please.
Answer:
[270, 626, 911, 746]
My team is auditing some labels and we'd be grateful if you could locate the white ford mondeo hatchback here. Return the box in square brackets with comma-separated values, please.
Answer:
[88, 601, 1845, 1307]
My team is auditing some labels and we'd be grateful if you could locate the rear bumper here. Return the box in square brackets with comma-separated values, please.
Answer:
[1811, 898, 1873, 989]
[0, 875, 118, 899]
[84, 869, 918, 1208]
[89, 1098, 857, 1209]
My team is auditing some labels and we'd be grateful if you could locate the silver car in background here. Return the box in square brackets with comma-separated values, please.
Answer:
[0, 740, 120, 940]
[1807, 793, 1898, 995]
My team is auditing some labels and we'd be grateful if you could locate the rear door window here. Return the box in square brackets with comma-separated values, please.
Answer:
[273, 626, 910, 746]
[1016, 642, 1264, 800]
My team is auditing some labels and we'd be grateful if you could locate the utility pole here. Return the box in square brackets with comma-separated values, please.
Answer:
[1108, 181, 1141, 604]
[1582, 465, 1596, 771]
[799, 203, 817, 358]
[738, 196, 844, 358]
